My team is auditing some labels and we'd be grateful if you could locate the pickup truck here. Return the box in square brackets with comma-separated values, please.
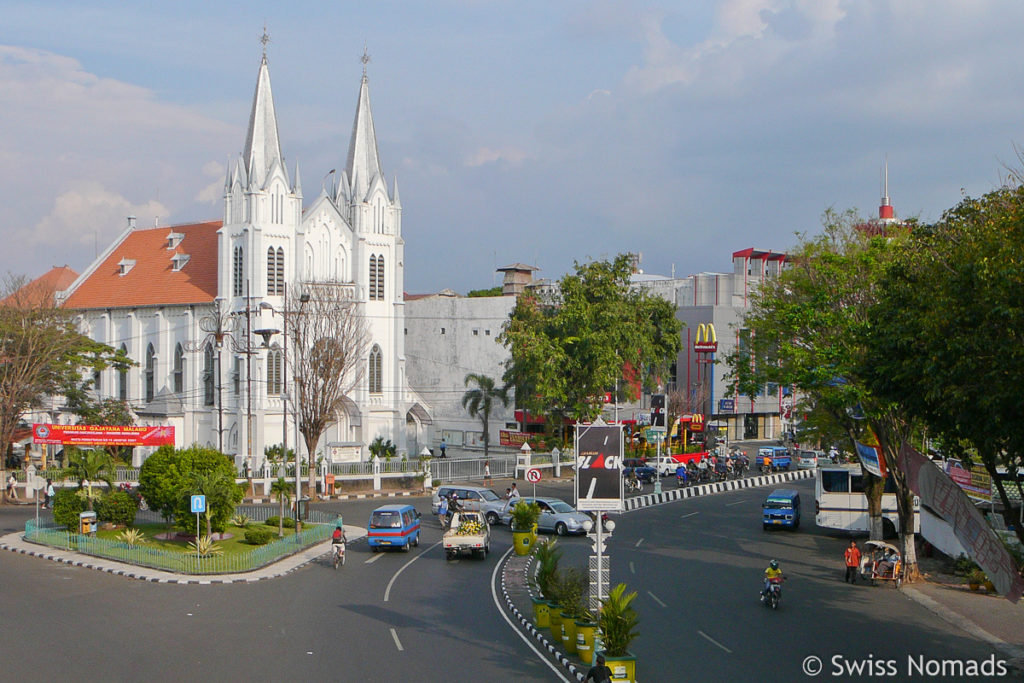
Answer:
[443, 511, 491, 560]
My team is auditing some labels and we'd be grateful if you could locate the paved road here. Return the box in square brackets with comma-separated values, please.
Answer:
[0, 497, 565, 682]
[551, 478, 1013, 682]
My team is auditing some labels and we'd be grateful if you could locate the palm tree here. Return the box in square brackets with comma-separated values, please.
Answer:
[270, 477, 294, 538]
[66, 447, 115, 511]
[461, 373, 510, 460]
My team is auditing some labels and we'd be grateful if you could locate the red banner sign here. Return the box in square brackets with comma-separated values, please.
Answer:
[499, 430, 530, 447]
[32, 424, 175, 447]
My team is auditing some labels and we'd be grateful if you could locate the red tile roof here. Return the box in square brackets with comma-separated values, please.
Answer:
[64, 221, 221, 309]
[2, 265, 78, 308]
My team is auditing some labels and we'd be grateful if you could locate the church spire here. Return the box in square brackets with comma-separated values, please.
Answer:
[879, 157, 895, 221]
[242, 32, 283, 190]
[345, 46, 383, 198]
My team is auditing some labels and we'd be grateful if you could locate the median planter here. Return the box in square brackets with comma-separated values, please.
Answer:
[547, 605, 563, 642]
[575, 620, 597, 662]
[510, 500, 541, 556]
[513, 529, 534, 555]
[560, 612, 578, 654]
[600, 651, 637, 682]
[531, 596, 550, 628]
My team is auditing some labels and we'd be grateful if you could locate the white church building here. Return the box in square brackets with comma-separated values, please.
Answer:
[57, 48, 432, 468]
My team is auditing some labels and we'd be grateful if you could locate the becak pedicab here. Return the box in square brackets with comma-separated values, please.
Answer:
[859, 540, 902, 588]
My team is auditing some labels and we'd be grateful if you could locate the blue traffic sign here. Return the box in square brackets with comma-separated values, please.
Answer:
[190, 495, 206, 514]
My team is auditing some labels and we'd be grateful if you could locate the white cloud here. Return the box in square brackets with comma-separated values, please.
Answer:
[464, 146, 529, 167]
[28, 181, 168, 247]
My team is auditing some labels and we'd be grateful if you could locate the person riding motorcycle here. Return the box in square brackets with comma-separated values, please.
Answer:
[761, 559, 784, 600]
[626, 470, 641, 491]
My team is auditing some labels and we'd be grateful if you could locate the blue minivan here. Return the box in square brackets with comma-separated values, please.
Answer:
[762, 489, 801, 530]
[367, 504, 421, 551]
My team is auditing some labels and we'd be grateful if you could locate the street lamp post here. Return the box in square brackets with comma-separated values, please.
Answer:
[581, 515, 615, 615]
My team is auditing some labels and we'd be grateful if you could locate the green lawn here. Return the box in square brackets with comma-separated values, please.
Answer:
[96, 522, 300, 556]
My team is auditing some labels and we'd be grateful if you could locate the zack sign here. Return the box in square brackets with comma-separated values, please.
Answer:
[575, 423, 623, 512]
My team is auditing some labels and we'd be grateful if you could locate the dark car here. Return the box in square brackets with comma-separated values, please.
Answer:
[623, 457, 648, 468]
[623, 465, 656, 484]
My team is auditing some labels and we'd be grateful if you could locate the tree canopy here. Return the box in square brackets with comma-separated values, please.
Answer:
[138, 445, 242, 532]
[499, 254, 681, 426]
[462, 373, 509, 458]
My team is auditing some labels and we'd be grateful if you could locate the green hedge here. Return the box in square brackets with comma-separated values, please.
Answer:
[244, 528, 273, 545]
[265, 516, 296, 528]
[52, 489, 86, 529]
[96, 490, 138, 527]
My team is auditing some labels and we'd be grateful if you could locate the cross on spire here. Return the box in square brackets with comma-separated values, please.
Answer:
[260, 25, 271, 54]
[361, 43, 371, 76]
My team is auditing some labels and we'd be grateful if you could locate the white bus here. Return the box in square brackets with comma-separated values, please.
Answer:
[815, 466, 919, 534]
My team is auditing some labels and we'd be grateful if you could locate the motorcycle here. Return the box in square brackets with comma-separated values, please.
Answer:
[763, 577, 784, 609]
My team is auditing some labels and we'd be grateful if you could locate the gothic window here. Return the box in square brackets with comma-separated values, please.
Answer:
[145, 343, 155, 402]
[266, 346, 283, 394]
[369, 345, 383, 394]
[118, 344, 128, 401]
[173, 343, 185, 394]
[368, 255, 378, 300]
[233, 246, 244, 297]
[203, 344, 215, 406]
[92, 368, 102, 396]
[372, 255, 380, 299]
[233, 356, 241, 395]
[267, 247, 276, 294]
[276, 247, 285, 293]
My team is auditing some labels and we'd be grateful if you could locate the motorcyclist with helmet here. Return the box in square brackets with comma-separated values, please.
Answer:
[761, 559, 784, 600]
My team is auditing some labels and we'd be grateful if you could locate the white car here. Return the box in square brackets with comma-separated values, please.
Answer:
[796, 450, 820, 469]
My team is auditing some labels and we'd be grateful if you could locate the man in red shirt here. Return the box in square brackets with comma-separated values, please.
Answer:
[844, 540, 861, 583]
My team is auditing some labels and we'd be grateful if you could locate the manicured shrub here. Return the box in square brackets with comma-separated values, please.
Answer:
[244, 527, 273, 545]
[282, 517, 296, 529]
[52, 489, 87, 530]
[96, 490, 138, 527]
[265, 516, 296, 528]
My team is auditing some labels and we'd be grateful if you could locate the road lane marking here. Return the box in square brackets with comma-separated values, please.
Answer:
[725, 500, 746, 507]
[634, 538, 644, 548]
[384, 541, 441, 602]
[390, 628, 404, 651]
[698, 630, 733, 654]
[646, 591, 667, 608]
[366, 553, 384, 564]
[491, 546, 572, 682]
[629, 561, 636, 574]
[681, 512, 699, 519]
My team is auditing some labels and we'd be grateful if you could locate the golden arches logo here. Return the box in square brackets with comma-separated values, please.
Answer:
[694, 323, 718, 352]
[689, 413, 705, 432]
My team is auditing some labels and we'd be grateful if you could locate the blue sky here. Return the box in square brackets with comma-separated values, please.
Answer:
[4, 0, 1024, 293]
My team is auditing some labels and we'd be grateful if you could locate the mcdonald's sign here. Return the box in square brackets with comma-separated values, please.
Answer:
[693, 323, 718, 353]
[689, 413, 705, 432]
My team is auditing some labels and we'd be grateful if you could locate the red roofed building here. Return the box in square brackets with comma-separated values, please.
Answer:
[2, 265, 78, 309]
[55, 47, 431, 468]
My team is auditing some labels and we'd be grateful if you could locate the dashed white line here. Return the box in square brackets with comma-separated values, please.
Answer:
[646, 591, 667, 608]
[390, 627, 404, 651]
[629, 561, 636, 574]
[725, 500, 746, 507]
[366, 553, 384, 564]
[698, 630, 733, 653]
[681, 512, 699, 519]
[634, 538, 644, 548]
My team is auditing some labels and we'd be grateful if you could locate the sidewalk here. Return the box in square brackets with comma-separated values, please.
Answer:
[0, 524, 366, 584]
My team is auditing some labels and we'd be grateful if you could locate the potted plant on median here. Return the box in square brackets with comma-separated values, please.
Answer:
[555, 566, 588, 656]
[598, 583, 640, 681]
[531, 539, 562, 627]
[510, 500, 541, 556]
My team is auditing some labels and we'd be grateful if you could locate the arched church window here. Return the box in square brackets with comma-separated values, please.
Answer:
[173, 343, 185, 394]
[203, 343, 216, 406]
[118, 344, 128, 401]
[145, 343, 155, 402]
[266, 346, 283, 395]
[369, 345, 383, 394]
[233, 246, 244, 297]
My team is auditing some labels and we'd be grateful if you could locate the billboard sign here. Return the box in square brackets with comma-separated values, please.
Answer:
[650, 394, 666, 429]
[575, 422, 623, 512]
[719, 398, 735, 412]
[32, 424, 175, 447]
[499, 430, 530, 447]
[694, 323, 718, 353]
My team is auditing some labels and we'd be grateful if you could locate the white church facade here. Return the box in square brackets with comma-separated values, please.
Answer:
[57, 49, 432, 468]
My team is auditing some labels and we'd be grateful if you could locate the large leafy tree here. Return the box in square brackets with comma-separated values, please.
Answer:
[868, 185, 1024, 548]
[499, 255, 681, 435]
[0, 274, 127, 471]
[725, 211, 921, 576]
[138, 445, 242, 532]
[462, 373, 509, 459]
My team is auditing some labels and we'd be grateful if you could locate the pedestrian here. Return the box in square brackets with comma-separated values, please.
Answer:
[6, 472, 17, 500]
[844, 540, 861, 583]
[505, 487, 513, 501]
[584, 654, 613, 683]
[509, 482, 520, 501]
[438, 495, 449, 528]
[483, 460, 491, 486]
[439, 438, 447, 458]
[43, 478, 54, 509]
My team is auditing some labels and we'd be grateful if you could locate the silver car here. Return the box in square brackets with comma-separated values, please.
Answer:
[432, 485, 507, 525]
[499, 496, 591, 536]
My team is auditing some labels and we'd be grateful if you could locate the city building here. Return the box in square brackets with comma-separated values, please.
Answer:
[53, 46, 431, 468]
